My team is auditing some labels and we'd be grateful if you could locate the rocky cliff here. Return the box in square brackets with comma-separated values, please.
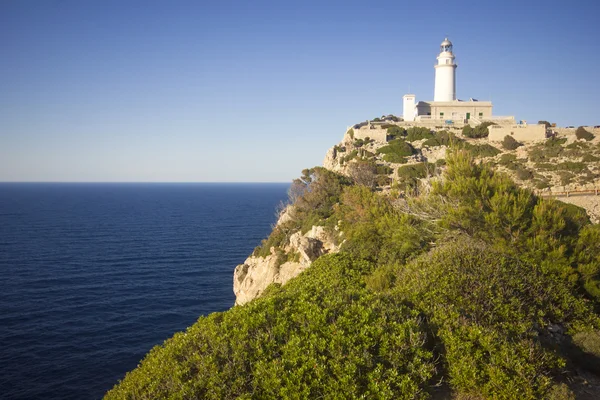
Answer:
[233, 211, 339, 305]
[234, 123, 600, 305]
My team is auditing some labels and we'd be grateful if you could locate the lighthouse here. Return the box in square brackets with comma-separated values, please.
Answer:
[403, 38, 498, 124]
[433, 38, 457, 102]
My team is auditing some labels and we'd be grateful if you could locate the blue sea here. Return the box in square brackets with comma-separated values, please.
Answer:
[0, 183, 289, 399]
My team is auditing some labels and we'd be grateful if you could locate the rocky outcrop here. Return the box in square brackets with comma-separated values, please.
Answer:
[233, 225, 339, 305]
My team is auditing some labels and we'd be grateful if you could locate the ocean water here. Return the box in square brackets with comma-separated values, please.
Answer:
[0, 183, 289, 399]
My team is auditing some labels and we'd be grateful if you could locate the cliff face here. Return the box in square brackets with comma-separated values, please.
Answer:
[234, 124, 600, 306]
[233, 220, 338, 305]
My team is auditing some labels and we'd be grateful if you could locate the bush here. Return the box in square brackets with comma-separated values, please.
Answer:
[534, 179, 550, 190]
[462, 122, 496, 138]
[377, 139, 415, 163]
[516, 166, 534, 180]
[576, 126, 594, 141]
[498, 153, 517, 166]
[460, 142, 501, 158]
[529, 137, 567, 162]
[582, 153, 600, 162]
[558, 171, 574, 185]
[335, 186, 432, 264]
[347, 160, 377, 188]
[558, 161, 587, 173]
[502, 135, 522, 150]
[396, 163, 436, 192]
[106, 254, 436, 399]
[392, 240, 596, 399]
[538, 120, 552, 128]
[423, 130, 460, 147]
[347, 128, 354, 139]
[386, 125, 405, 139]
[340, 150, 359, 164]
[405, 127, 434, 142]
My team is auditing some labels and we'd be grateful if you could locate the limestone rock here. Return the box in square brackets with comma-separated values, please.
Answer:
[233, 225, 339, 306]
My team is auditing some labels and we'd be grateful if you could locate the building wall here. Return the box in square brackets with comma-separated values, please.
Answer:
[416, 101, 493, 121]
[488, 124, 547, 142]
[403, 94, 416, 122]
[434, 64, 456, 102]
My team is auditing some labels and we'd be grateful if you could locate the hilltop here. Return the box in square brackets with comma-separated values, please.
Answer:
[324, 121, 600, 220]
[106, 121, 600, 399]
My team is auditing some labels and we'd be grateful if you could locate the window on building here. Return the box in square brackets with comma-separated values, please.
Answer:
[479, 112, 483, 117]
[440, 112, 444, 117]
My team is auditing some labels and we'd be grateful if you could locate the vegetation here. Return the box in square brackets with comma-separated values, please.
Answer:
[386, 125, 405, 139]
[502, 134, 522, 150]
[396, 163, 436, 191]
[529, 137, 568, 162]
[376, 139, 416, 163]
[107, 149, 600, 400]
[460, 142, 501, 158]
[347, 159, 392, 188]
[405, 127, 434, 142]
[422, 130, 459, 147]
[576, 126, 595, 141]
[462, 121, 496, 138]
[353, 137, 374, 147]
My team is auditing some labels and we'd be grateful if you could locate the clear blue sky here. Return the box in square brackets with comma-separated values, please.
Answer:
[1, 0, 598, 182]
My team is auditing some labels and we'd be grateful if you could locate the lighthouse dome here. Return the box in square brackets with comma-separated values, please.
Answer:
[440, 38, 453, 53]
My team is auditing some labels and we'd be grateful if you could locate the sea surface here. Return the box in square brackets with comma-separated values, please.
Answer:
[0, 183, 289, 399]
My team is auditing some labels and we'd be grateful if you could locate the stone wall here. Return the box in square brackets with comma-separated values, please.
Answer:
[488, 124, 547, 142]
[351, 126, 388, 143]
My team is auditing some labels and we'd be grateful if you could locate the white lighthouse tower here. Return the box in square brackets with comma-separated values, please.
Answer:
[433, 38, 457, 102]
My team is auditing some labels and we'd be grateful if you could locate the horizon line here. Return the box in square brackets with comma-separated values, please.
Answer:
[0, 181, 291, 184]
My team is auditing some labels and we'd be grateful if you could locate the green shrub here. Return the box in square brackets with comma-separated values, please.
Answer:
[498, 153, 521, 170]
[405, 127, 434, 142]
[397, 163, 434, 181]
[340, 150, 358, 164]
[535, 162, 556, 171]
[377, 139, 415, 164]
[573, 331, 600, 358]
[391, 240, 597, 399]
[423, 130, 460, 147]
[386, 125, 405, 139]
[333, 145, 346, 153]
[106, 254, 436, 399]
[516, 166, 534, 180]
[335, 186, 433, 264]
[499, 153, 517, 165]
[582, 153, 600, 162]
[502, 135, 522, 150]
[576, 126, 594, 141]
[462, 122, 496, 138]
[534, 179, 550, 190]
[529, 137, 567, 162]
[460, 142, 501, 158]
[107, 148, 600, 400]
[558, 161, 587, 173]
[376, 164, 393, 175]
[347, 128, 354, 139]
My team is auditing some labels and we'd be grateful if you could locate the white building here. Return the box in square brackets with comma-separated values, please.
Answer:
[403, 38, 498, 123]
